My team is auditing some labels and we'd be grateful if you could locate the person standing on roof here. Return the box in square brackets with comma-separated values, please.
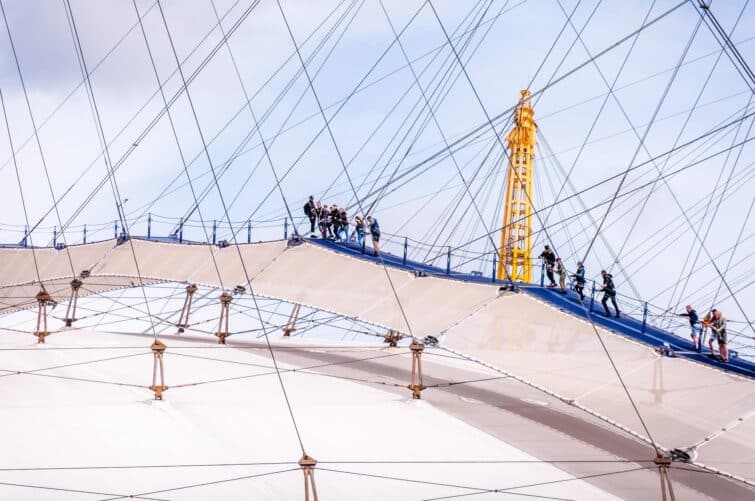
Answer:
[538, 245, 557, 287]
[711, 309, 728, 362]
[571, 261, 586, 303]
[304, 196, 316, 235]
[329, 204, 339, 240]
[702, 309, 715, 355]
[600, 270, 620, 318]
[315, 201, 323, 227]
[352, 215, 365, 248]
[337, 208, 349, 242]
[319, 205, 330, 239]
[676, 305, 702, 352]
[366, 215, 380, 256]
[555, 258, 567, 293]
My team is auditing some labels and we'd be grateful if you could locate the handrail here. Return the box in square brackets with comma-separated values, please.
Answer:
[0, 214, 746, 341]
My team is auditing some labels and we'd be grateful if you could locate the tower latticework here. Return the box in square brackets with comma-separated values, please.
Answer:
[497, 89, 537, 282]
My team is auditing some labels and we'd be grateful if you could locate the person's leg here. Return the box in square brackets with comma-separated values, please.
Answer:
[610, 294, 620, 316]
[546, 268, 555, 286]
[720, 331, 728, 361]
[309, 216, 316, 234]
[690, 324, 699, 350]
[708, 334, 715, 354]
[601, 295, 610, 316]
[559, 274, 566, 292]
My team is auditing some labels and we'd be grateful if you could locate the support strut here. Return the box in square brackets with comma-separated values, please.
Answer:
[654, 455, 676, 501]
[149, 340, 168, 400]
[176, 283, 198, 333]
[64, 279, 83, 327]
[35, 289, 56, 343]
[407, 341, 426, 399]
[282, 303, 301, 337]
[215, 292, 233, 344]
[299, 453, 319, 501]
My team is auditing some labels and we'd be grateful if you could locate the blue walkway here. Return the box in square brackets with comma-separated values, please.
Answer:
[308, 236, 755, 379]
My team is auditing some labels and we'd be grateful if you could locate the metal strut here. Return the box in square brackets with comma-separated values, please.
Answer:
[407, 341, 426, 399]
[215, 292, 233, 344]
[35, 289, 56, 343]
[282, 303, 301, 337]
[176, 283, 198, 333]
[654, 455, 676, 501]
[299, 453, 319, 501]
[149, 340, 168, 400]
[384, 329, 401, 347]
[63, 278, 83, 327]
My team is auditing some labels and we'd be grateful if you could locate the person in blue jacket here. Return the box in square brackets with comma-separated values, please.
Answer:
[571, 261, 586, 303]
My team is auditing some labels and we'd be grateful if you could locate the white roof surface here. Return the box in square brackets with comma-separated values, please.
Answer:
[0, 328, 617, 500]
[0, 239, 752, 499]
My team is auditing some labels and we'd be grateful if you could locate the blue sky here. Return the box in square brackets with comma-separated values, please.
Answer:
[0, 0, 752, 334]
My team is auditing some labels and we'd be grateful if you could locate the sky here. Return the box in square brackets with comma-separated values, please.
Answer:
[0, 0, 752, 341]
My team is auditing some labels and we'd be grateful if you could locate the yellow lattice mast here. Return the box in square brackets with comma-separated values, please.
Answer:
[497, 89, 537, 282]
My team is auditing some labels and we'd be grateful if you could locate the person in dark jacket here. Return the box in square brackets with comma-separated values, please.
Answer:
[677, 305, 702, 352]
[337, 209, 349, 242]
[538, 245, 556, 287]
[303, 196, 316, 234]
[319, 206, 331, 239]
[571, 261, 586, 303]
[366, 215, 380, 256]
[328, 204, 338, 239]
[600, 270, 620, 317]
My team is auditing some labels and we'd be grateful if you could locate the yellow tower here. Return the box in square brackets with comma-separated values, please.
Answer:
[497, 89, 537, 282]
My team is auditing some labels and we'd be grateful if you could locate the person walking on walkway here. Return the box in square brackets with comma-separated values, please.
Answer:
[304, 196, 316, 235]
[677, 305, 702, 352]
[367, 215, 380, 256]
[600, 270, 620, 318]
[572, 261, 586, 303]
[539, 245, 557, 287]
[556, 258, 567, 293]
[711, 309, 728, 362]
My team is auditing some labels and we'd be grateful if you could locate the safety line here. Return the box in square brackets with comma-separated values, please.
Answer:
[155, 0, 306, 454]
[0, 90, 42, 282]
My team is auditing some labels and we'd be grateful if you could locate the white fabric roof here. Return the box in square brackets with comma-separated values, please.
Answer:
[0, 328, 617, 500]
[0, 238, 752, 485]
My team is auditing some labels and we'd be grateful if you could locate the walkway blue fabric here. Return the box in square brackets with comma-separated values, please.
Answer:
[308, 236, 755, 379]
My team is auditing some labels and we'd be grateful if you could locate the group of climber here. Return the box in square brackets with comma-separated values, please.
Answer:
[538, 244, 731, 363]
[303, 196, 381, 256]
[538, 245, 620, 318]
[675, 305, 729, 362]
